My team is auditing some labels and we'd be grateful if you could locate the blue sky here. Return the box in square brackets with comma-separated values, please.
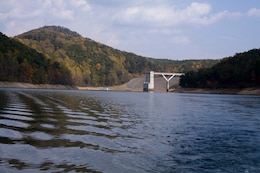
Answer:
[0, 0, 260, 60]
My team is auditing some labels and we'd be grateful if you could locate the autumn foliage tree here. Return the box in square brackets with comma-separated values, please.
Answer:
[0, 26, 221, 87]
[15, 26, 219, 87]
[0, 32, 73, 85]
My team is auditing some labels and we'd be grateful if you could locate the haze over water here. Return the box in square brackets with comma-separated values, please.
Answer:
[0, 89, 259, 173]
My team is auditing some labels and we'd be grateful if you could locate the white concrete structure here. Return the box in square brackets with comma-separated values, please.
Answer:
[143, 71, 184, 92]
[143, 71, 154, 91]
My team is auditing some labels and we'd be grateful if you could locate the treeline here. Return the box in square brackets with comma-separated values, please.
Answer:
[180, 49, 260, 88]
[15, 26, 218, 87]
[148, 58, 219, 73]
[0, 32, 73, 85]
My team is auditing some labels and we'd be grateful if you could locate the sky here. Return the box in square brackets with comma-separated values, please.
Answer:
[0, 0, 260, 60]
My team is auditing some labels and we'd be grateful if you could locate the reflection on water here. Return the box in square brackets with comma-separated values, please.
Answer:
[0, 89, 151, 173]
[0, 89, 260, 173]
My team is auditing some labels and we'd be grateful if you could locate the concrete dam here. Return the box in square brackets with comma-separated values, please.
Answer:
[111, 76, 181, 92]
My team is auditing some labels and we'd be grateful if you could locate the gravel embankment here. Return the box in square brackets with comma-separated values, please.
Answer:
[0, 81, 76, 90]
[1, 81, 259, 95]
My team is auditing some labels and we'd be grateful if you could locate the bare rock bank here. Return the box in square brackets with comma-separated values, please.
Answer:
[173, 87, 260, 95]
[0, 81, 77, 90]
[1, 81, 259, 96]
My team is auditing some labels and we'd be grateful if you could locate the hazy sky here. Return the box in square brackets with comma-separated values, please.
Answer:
[0, 0, 260, 60]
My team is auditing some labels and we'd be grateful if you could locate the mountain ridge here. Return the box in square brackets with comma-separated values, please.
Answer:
[180, 48, 260, 88]
[14, 25, 218, 86]
[0, 31, 73, 85]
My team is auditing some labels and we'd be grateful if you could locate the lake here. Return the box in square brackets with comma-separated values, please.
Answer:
[0, 89, 259, 173]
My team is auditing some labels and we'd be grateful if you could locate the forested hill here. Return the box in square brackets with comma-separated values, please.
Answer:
[180, 49, 260, 88]
[14, 26, 218, 86]
[0, 32, 73, 85]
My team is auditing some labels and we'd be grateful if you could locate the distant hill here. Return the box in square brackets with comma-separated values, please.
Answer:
[180, 49, 260, 88]
[0, 32, 73, 85]
[15, 26, 218, 87]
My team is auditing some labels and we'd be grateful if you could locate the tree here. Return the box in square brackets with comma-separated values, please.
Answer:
[180, 48, 260, 88]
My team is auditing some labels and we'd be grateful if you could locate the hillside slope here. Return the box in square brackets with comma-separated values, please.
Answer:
[180, 48, 260, 88]
[0, 32, 73, 85]
[15, 26, 218, 87]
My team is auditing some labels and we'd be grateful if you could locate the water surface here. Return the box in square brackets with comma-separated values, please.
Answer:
[0, 89, 259, 172]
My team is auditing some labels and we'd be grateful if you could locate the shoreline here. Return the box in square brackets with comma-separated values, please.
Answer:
[0, 81, 260, 95]
[172, 87, 260, 95]
[0, 81, 77, 90]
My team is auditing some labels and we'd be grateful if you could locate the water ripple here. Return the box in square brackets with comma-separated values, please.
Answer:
[0, 90, 259, 173]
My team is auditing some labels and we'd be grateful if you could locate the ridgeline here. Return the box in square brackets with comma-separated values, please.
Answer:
[180, 49, 260, 88]
[3, 25, 258, 90]
[8, 26, 217, 87]
[0, 32, 73, 85]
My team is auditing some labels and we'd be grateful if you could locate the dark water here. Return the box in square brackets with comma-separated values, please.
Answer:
[0, 89, 259, 173]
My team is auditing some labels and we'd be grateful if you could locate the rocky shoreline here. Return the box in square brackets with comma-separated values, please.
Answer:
[172, 87, 260, 95]
[0, 81, 260, 95]
[0, 81, 77, 90]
